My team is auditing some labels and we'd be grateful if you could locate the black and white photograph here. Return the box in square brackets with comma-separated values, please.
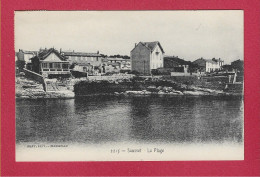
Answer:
[15, 11, 244, 161]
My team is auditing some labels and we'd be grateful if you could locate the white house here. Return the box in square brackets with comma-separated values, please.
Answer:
[193, 58, 224, 73]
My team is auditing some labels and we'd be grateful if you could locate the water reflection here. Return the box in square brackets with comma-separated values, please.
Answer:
[16, 96, 243, 144]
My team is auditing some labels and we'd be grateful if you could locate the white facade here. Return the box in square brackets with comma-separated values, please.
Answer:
[24, 53, 35, 63]
[150, 45, 164, 69]
[44, 53, 63, 62]
[206, 60, 224, 72]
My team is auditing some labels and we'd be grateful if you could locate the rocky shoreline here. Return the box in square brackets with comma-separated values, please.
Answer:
[16, 91, 75, 100]
[16, 77, 75, 99]
[102, 86, 242, 97]
[74, 78, 243, 97]
[16, 76, 243, 100]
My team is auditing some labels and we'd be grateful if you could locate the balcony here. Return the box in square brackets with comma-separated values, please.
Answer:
[41, 68, 70, 75]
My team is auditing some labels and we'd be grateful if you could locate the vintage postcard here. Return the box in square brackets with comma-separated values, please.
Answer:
[15, 10, 244, 161]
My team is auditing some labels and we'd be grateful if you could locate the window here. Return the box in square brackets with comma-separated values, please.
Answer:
[49, 63, 53, 68]
[62, 64, 68, 69]
[156, 49, 159, 55]
[42, 63, 48, 68]
[54, 63, 61, 69]
[96, 57, 98, 62]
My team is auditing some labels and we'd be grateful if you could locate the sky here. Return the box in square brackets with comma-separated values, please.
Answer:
[15, 10, 243, 64]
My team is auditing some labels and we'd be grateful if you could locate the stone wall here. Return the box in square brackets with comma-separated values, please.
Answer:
[23, 68, 47, 91]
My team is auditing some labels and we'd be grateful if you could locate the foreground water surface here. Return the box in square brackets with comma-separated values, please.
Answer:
[16, 96, 243, 145]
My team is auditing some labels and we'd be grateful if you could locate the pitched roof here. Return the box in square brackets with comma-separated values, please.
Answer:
[143, 41, 163, 52]
[204, 59, 218, 64]
[19, 49, 37, 55]
[37, 48, 67, 61]
[62, 51, 101, 57]
[131, 41, 165, 53]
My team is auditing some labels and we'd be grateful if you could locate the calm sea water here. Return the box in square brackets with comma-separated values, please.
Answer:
[16, 96, 243, 145]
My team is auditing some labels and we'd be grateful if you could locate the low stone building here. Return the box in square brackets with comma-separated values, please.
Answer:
[61, 50, 103, 75]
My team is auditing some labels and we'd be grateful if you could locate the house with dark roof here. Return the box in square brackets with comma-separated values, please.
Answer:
[130, 41, 165, 75]
[193, 58, 224, 73]
[61, 50, 102, 66]
[30, 48, 70, 78]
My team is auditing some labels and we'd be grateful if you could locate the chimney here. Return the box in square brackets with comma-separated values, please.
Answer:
[60, 48, 62, 53]
[135, 43, 137, 47]
[97, 50, 99, 54]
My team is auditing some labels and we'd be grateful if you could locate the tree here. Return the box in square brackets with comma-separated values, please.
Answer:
[151, 69, 160, 75]
[69, 63, 76, 69]
[222, 64, 232, 71]
[100, 54, 107, 57]
[231, 59, 244, 72]
[187, 62, 199, 73]
[109, 54, 130, 59]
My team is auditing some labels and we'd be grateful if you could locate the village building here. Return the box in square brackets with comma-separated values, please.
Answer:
[193, 58, 224, 73]
[16, 49, 38, 63]
[100, 57, 131, 74]
[130, 41, 165, 75]
[30, 48, 70, 78]
[61, 50, 103, 75]
[105, 62, 121, 73]
[16, 49, 38, 70]
[107, 58, 131, 71]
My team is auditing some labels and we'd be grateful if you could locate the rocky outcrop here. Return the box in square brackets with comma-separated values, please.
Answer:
[16, 77, 75, 99]
[114, 85, 228, 96]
